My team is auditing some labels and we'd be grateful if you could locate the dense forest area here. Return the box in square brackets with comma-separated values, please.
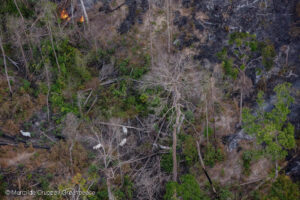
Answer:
[0, 0, 299, 199]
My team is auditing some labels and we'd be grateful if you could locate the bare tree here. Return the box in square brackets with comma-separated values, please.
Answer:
[141, 53, 208, 182]
[0, 35, 13, 95]
[13, 0, 33, 58]
[88, 119, 132, 200]
[47, 22, 61, 74]
[196, 141, 217, 195]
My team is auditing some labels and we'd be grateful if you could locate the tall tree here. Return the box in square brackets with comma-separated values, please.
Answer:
[242, 82, 295, 177]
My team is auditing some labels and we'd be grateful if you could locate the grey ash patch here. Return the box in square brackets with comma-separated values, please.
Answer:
[118, 0, 149, 34]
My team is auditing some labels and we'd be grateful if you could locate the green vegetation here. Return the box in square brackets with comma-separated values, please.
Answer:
[0, 175, 7, 197]
[203, 126, 213, 138]
[204, 144, 224, 167]
[265, 175, 300, 200]
[0, 1, 297, 200]
[114, 175, 134, 200]
[161, 152, 173, 173]
[252, 175, 300, 200]
[242, 83, 295, 161]
[242, 150, 253, 175]
[182, 135, 198, 166]
[0, 0, 35, 17]
[217, 32, 276, 79]
[164, 174, 210, 200]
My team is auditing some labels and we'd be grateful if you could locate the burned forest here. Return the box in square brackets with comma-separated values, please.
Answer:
[0, 0, 300, 199]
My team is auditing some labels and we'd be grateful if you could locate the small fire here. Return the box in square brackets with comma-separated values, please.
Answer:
[60, 9, 69, 20]
[79, 16, 84, 23]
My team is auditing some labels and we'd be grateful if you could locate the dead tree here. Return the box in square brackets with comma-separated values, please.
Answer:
[6, 16, 31, 77]
[172, 84, 181, 181]
[47, 22, 61, 74]
[13, 0, 33, 58]
[0, 35, 13, 95]
[196, 141, 217, 196]
[89, 119, 133, 200]
[166, 0, 172, 53]
[44, 62, 51, 121]
[80, 0, 89, 24]
[141, 54, 206, 182]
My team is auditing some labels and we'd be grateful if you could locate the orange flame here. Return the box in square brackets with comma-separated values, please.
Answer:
[60, 9, 69, 20]
[79, 16, 84, 23]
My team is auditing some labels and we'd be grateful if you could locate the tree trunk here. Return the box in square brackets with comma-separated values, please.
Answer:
[239, 71, 245, 125]
[172, 87, 181, 182]
[80, 0, 89, 24]
[148, 1, 154, 68]
[14, 0, 33, 58]
[16, 32, 29, 77]
[166, 0, 171, 53]
[0, 36, 13, 95]
[210, 77, 217, 144]
[106, 178, 115, 200]
[47, 23, 61, 74]
[196, 141, 217, 195]
[45, 63, 50, 121]
[205, 94, 209, 145]
[240, 89, 243, 125]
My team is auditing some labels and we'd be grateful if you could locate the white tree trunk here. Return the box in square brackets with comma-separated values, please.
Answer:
[80, 0, 89, 24]
[0, 36, 13, 95]
[205, 94, 209, 144]
[107, 178, 115, 200]
[172, 87, 181, 182]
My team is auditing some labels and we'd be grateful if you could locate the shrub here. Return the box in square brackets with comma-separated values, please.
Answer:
[0, 0, 35, 18]
[182, 135, 198, 166]
[113, 175, 134, 200]
[242, 150, 253, 175]
[203, 126, 213, 138]
[217, 32, 276, 79]
[161, 152, 173, 173]
[164, 174, 210, 200]
[261, 175, 300, 200]
[204, 144, 224, 167]
[261, 44, 276, 70]
[0, 175, 7, 197]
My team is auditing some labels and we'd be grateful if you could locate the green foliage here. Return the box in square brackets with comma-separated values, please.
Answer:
[182, 135, 198, 166]
[218, 32, 276, 79]
[0, 175, 7, 197]
[164, 174, 210, 200]
[88, 164, 98, 178]
[114, 175, 134, 200]
[117, 55, 150, 79]
[0, 0, 35, 18]
[161, 152, 173, 173]
[261, 44, 276, 70]
[97, 80, 149, 119]
[38, 173, 53, 191]
[260, 175, 300, 200]
[204, 144, 224, 167]
[35, 39, 93, 119]
[203, 126, 213, 138]
[92, 188, 109, 200]
[184, 110, 195, 123]
[242, 83, 295, 161]
[19, 79, 34, 95]
[242, 150, 253, 175]
[217, 48, 238, 79]
[214, 184, 233, 200]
